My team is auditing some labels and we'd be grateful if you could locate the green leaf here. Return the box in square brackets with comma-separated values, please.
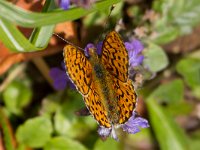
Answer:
[176, 58, 200, 99]
[54, 106, 96, 138]
[176, 58, 200, 88]
[28, 0, 56, 49]
[0, 0, 120, 51]
[0, 0, 121, 27]
[0, 0, 55, 52]
[173, 0, 200, 32]
[189, 130, 200, 150]
[54, 91, 97, 138]
[0, 19, 43, 52]
[16, 144, 26, 150]
[190, 140, 200, 150]
[152, 25, 180, 45]
[143, 43, 169, 72]
[51, 90, 96, 138]
[16, 116, 53, 148]
[44, 137, 88, 150]
[94, 138, 120, 150]
[150, 79, 184, 104]
[126, 129, 152, 149]
[152, 0, 200, 44]
[146, 99, 190, 150]
[2, 80, 32, 115]
[167, 101, 193, 115]
[41, 93, 61, 115]
[192, 86, 200, 100]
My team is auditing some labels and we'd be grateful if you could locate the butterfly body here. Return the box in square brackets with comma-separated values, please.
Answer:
[88, 49, 120, 126]
[64, 31, 137, 132]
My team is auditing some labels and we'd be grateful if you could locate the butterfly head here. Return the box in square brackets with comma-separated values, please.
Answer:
[87, 47, 99, 58]
[84, 43, 99, 58]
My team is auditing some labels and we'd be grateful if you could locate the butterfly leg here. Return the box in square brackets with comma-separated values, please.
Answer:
[75, 107, 91, 116]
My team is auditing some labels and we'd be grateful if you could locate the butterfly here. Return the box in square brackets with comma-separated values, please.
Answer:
[63, 31, 137, 139]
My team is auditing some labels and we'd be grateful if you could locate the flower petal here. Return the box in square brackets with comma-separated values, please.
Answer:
[49, 68, 64, 79]
[58, 0, 70, 10]
[49, 66, 76, 90]
[121, 111, 149, 134]
[50, 68, 68, 90]
[53, 77, 67, 90]
[131, 39, 144, 53]
[96, 41, 103, 56]
[136, 55, 144, 64]
[129, 55, 144, 67]
[97, 126, 111, 141]
[125, 42, 134, 51]
[84, 43, 95, 57]
[126, 39, 144, 69]
[61, 61, 66, 70]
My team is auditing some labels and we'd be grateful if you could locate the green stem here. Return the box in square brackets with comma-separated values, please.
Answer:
[0, 108, 15, 150]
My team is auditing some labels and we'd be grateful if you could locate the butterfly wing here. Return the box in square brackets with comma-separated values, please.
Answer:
[64, 45, 111, 127]
[101, 31, 129, 82]
[113, 78, 137, 124]
[101, 31, 137, 125]
[84, 82, 111, 128]
[63, 45, 92, 95]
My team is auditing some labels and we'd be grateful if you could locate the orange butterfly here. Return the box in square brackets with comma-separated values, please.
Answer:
[63, 31, 137, 140]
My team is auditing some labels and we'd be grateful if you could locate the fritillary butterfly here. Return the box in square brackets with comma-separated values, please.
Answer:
[63, 31, 137, 132]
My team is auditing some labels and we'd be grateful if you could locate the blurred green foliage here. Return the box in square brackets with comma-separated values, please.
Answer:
[16, 116, 53, 148]
[147, 99, 190, 150]
[152, 0, 200, 44]
[176, 58, 200, 99]
[0, 0, 200, 150]
[150, 79, 184, 104]
[143, 43, 169, 72]
[3, 80, 32, 115]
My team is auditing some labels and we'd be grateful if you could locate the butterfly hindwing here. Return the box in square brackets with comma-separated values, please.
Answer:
[113, 78, 137, 124]
[84, 82, 111, 128]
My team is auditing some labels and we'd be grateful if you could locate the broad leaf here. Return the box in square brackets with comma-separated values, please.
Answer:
[16, 116, 53, 148]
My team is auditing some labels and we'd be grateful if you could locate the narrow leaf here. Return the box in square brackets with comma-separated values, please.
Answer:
[146, 99, 190, 150]
[0, 0, 121, 28]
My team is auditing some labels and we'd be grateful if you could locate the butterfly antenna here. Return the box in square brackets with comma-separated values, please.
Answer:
[97, 4, 116, 41]
[53, 33, 85, 51]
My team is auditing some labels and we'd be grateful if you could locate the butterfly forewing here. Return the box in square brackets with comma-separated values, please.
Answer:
[101, 31, 129, 82]
[64, 45, 111, 128]
[63, 45, 92, 95]
[101, 31, 137, 125]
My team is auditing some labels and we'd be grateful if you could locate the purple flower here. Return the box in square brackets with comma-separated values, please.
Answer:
[56, 0, 70, 10]
[84, 42, 102, 57]
[49, 62, 75, 90]
[84, 43, 96, 57]
[98, 127, 112, 141]
[98, 126, 119, 141]
[121, 111, 149, 134]
[56, 0, 96, 10]
[96, 41, 103, 55]
[85, 39, 144, 69]
[97, 111, 149, 141]
[125, 39, 144, 68]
